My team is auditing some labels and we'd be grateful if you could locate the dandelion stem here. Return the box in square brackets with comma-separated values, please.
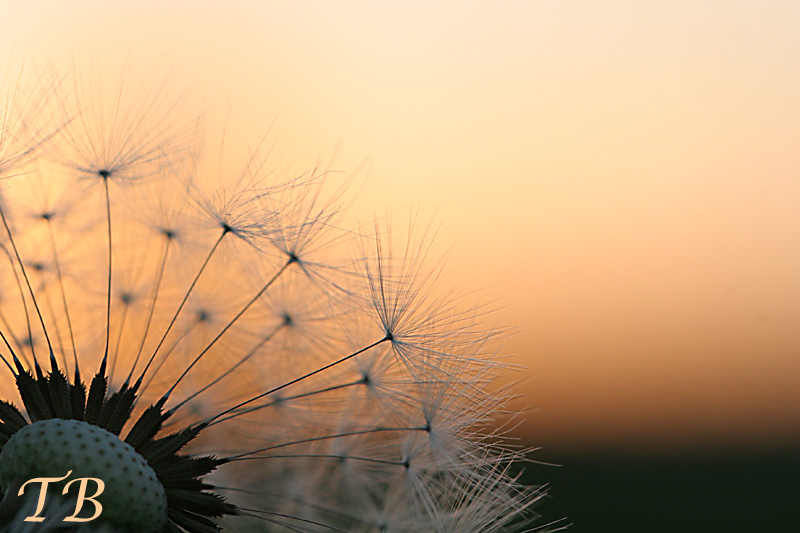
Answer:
[207, 335, 390, 426]
[0, 310, 24, 364]
[38, 278, 68, 373]
[0, 207, 55, 364]
[217, 487, 372, 528]
[134, 319, 199, 405]
[226, 425, 428, 459]
[169, 321, 284, 412]
[45, 220, 80, 379]
[108, 300, 130, 385]
[0, 329, 18, 375]
[210, 378, 365, 425]
[235, 453, 407, 467]
[165, 257, 295, 398]
[257, 378, 364, 407]
[137, 228, 228, 386]
[237, 508, 348, 532]
[0, 246, 34, 367]
[102, 174, 112, 367]
[124, 236, 172, 384]
[239, 507, 347, 533]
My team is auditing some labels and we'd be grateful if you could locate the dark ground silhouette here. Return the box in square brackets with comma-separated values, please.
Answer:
[523, 449, 800, 532]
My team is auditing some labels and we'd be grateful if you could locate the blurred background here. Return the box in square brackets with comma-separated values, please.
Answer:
[3, 1, 799, 530]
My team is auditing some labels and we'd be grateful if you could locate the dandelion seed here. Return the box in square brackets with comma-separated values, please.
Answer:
[0, 65, 555, 532]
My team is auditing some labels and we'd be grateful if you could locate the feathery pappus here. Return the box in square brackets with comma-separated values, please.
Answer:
[0, 65, 559, 532]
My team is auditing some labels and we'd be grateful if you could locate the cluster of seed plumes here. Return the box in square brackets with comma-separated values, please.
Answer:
[0, 67, 552, 532]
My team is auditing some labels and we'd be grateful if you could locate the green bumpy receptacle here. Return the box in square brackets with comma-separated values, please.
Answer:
[0, 419, 167, 532]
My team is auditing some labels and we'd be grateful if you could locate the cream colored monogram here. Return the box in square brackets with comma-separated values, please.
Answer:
[18, 471, 104, 523]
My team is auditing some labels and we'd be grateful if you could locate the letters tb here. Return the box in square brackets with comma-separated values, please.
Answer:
[17, 471, 104, 523]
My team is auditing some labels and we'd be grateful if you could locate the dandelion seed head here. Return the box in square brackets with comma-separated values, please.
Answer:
[0, 63, 549, 532]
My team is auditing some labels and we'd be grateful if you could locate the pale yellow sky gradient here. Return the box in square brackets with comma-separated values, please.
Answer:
[3, 1, 799, 456]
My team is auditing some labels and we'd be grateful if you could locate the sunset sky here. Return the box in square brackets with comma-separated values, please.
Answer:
[3, 1, 799, 459]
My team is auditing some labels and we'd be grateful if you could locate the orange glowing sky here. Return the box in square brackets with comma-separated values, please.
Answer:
[4, 1, 800, 456]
